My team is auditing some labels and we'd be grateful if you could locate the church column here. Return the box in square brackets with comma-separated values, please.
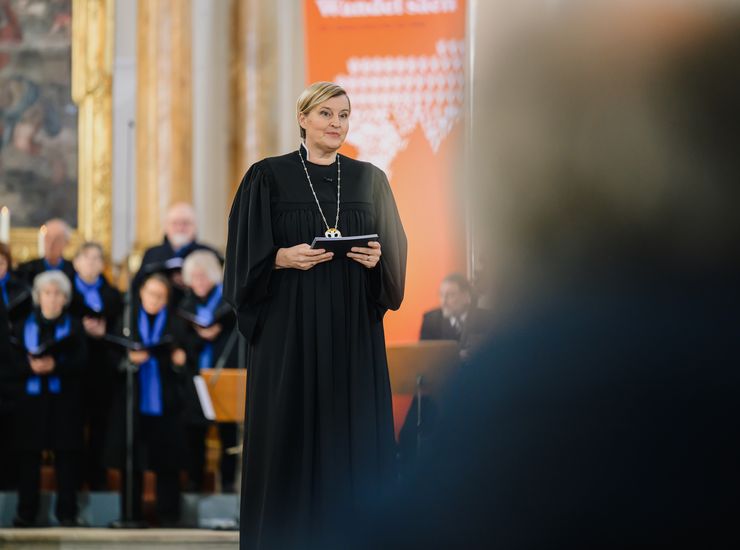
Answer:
[229, 0, 282, 198]
[135, 0, 193, 253]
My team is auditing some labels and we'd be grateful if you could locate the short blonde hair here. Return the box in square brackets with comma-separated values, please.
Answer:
[32, 271, 72, 306]
[296, 81, 351, 139]
[182, 250, 223, 287]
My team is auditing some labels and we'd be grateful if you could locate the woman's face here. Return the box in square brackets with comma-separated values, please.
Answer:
[73, 247, 104, 282]
[189, 266, 215, 299]
[299, 95, 350, 154]
[0, 255, 7, 278]
[140, 279, 169, 315]
[39, 283, 66, 319]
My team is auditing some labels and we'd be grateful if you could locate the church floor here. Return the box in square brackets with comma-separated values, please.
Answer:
[0, 528, 238, 549]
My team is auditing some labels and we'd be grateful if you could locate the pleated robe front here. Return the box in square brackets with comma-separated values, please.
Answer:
[224, 150, 407, 549]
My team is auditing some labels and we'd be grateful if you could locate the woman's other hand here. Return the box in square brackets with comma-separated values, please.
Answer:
[276, 244, 334, 271]
[347, 241, 381, 269]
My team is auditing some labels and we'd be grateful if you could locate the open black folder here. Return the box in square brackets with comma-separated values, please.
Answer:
[78, 304, 106, 319]
[103, 334, 175, 352]
[142, 257, 184, 275]
[176, 306, 232, 329]
[310, 234, 379, 257]
[10, 334, 75, 359]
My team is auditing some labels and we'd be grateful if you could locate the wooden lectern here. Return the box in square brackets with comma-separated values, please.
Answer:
[386, 340, 460, 396]
[201, 369, 247, 422]
[199, 341, 460, 428]
[386, 341, 460, 446]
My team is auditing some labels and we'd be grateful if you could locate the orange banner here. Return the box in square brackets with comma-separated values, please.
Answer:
[304, 0, 467, 343]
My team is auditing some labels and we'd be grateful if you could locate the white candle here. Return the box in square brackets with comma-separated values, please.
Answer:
[0, 206, 9, 243]
[38, 225, 47, 258]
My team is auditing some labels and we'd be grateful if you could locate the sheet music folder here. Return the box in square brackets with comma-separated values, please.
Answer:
[309, 234, 379, 257]
[10, 335, 76, 359]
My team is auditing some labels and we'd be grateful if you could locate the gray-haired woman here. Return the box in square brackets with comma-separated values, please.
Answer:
[6, 270, 88, 527]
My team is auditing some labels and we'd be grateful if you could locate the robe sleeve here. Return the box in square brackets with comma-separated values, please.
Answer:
[368, 167, 408, 316]
[223, 161, 278, 341]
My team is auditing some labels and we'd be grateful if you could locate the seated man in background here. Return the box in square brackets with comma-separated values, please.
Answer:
[420, 273, 488, 358]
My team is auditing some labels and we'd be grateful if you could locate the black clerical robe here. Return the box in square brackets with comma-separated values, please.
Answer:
[224, 149, 407, 548]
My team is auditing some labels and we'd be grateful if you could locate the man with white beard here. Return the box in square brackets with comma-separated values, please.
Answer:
[131, 203, 222, 303]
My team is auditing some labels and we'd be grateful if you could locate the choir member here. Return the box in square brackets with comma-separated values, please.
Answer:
[131, 203, 221, 299]
[16, 219, 76, 285]
[224, 81, 407, 548]
[0, 283, 14, 490]
[0, 242, 32, 324]
[69, 242, 123, 490]
[179, 250, 238, 493]
[7, 271, 87, 527]
[105, 273, 188, 527]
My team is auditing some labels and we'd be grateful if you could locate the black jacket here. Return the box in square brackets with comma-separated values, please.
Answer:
[420, 307, 488, 342]
[15, 258, 75, 287]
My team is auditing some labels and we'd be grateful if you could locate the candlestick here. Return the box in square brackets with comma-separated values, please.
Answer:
[38, 225, 47, 258]
[0, 206, 9, 244]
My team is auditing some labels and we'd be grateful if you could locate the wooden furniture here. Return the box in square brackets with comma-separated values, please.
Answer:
[200, 369, 247, 423]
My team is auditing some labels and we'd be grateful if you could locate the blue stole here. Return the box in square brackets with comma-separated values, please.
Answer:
[74, 274, 103, 313]
[24, 313, 70, 396]
[195, 285, 223, 371]
[137, 308, 167, 416]
[43, 258, 65, 272]
[0, 272, 9, 306]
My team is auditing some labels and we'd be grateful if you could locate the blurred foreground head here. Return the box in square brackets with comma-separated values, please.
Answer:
[339, 4, 740, 550]
[477, 1, 740, 310]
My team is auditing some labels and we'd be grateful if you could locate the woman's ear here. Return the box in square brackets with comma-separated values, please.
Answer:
[298, 111, 307, 130]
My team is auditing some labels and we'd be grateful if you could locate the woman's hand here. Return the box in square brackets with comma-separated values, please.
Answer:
[83, 316, 106, 338]
[171, 348, 186, 367]
[275, 244, 334, 271]
[29, 355, 55, 374]
[347, 241, 381, 269]
[195, 323, 222, 341]
[129, 350, 150, 365]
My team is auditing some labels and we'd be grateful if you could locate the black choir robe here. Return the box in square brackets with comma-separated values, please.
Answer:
[3, 273, 32, 326]
[69, 275, 123, 402]
[15, 258, 76, 287]
[6, 312, 88, 452]
[69, 274, 123, 487]
[103, 306, 189, 471]
[224, 149, 407, 548]
[178, 289, 237, 426]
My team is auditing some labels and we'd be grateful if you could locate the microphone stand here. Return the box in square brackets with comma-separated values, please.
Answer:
[110, 119, 146, 528]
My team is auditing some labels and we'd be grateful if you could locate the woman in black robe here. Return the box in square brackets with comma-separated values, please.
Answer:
[5, 271, 88, 527]
[69, 242, 123, 490]
[224, 81, 407, 548]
